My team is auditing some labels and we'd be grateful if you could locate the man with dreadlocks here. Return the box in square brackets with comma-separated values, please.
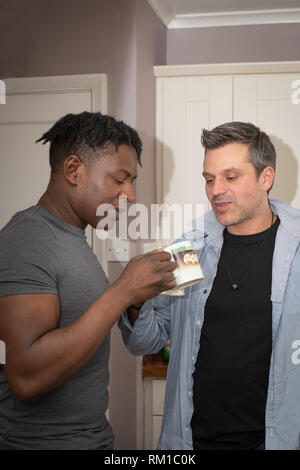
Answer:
[0, 112, 176, 450]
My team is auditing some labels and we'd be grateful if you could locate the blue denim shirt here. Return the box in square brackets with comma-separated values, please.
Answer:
[119, 199, 300, 450]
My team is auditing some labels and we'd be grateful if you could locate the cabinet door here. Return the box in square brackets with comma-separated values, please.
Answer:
[156, 76, 233, 231]
[233, 74, 300, 209]
[153, 416, 163, 449]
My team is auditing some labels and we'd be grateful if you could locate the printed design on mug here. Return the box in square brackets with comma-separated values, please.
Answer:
[169, 242, 204, 288]
[172, 247, 200, 270]
[183, 251, 199, 266]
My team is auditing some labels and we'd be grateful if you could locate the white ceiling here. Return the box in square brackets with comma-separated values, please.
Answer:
[148, 0, 300, 28]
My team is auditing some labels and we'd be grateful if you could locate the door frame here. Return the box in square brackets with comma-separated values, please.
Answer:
[5, 74, 108, 275]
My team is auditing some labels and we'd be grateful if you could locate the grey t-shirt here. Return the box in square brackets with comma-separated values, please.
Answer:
[0, 206, 113, 450]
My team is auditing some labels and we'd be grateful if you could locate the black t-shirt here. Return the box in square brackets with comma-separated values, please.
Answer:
[191, 217, 280, 450]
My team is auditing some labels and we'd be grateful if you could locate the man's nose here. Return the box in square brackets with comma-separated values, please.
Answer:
[212, 178, 227, 197]
[120, 181, 135, 203]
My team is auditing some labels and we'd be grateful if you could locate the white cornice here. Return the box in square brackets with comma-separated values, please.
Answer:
[147, 0, 175, 27]
[147, 2, 300, 29]
[153, 61, 300, 77]
[170, 8, 300, 29]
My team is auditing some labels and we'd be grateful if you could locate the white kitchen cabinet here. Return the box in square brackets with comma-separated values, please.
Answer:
[144, 378, 166, 450]
[154, 62, 300, 212]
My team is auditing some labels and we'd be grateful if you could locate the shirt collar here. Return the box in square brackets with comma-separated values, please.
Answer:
[269, 198, 300, 238]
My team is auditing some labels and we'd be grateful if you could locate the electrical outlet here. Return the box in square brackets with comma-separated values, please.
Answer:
[106, 239, 131, 262]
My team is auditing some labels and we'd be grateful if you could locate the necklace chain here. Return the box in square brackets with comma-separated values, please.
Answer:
[223, 212, 275, 291]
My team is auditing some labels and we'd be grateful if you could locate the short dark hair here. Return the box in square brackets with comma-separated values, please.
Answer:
[36, 111, 143, 172]
[201, 122, 276, 179]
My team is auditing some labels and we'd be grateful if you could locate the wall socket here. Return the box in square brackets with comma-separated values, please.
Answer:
[106, 239, 133, 262]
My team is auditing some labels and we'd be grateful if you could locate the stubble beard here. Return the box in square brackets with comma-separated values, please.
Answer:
[215, 193, 265, 229]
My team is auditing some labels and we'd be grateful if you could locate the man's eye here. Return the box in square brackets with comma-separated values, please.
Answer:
[114, 179, 125, 185]
[227, 177, 237, 181]
[206, 179, 213, 184]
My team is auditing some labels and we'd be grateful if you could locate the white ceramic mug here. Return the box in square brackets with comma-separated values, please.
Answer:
[161, 240, 204, 295]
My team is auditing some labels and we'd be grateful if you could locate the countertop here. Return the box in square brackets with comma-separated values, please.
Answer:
[142, 351, 168, 378]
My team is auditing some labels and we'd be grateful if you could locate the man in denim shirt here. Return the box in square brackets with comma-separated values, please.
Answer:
[120, 122, 300, 450]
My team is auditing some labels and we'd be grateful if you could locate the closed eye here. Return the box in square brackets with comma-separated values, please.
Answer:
[114, 178, 125, 185]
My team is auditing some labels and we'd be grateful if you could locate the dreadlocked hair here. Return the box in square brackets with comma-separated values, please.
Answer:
[36, 111, 143, 172]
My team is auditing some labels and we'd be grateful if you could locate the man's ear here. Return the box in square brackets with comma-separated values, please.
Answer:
[261, 166, 275, 192]
[64, 155, 83, 185]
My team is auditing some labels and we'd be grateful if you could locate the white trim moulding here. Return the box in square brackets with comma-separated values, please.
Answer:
[147, 3, 300, 29]
[154, 61, 300, 78]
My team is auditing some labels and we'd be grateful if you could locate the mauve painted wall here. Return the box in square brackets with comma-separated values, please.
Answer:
[0, 0, 138, 123]
[167, 23, 300, 64]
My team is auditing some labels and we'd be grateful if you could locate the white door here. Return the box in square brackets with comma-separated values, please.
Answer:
[0, 74, 108, 271]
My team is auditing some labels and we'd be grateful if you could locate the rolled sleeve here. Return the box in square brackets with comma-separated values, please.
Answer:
[119, 295, 172, 356]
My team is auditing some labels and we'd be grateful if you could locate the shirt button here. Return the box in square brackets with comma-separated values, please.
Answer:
[196, 320, 201, 326]
[203, 289, 207, 294]
[192, 355, 196, 361]
[188, 391, 192, 397]
[185, 427, 189, 432]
